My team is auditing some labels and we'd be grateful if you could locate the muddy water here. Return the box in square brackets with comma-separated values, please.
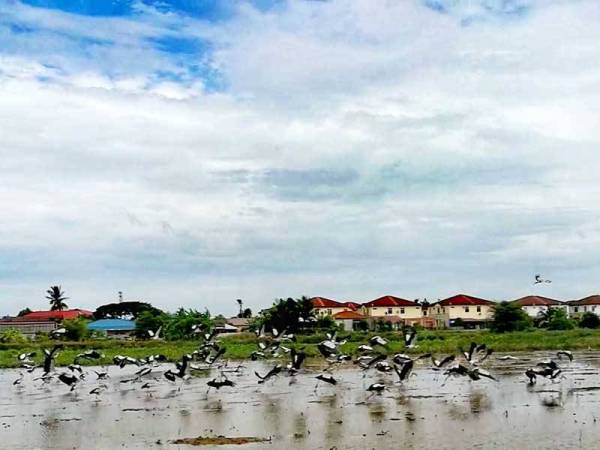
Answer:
[2, 352, 600, 449]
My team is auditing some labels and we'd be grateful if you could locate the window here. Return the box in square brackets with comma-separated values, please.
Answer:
[464, 306, 470, 313]
[387, 307, 393, 314]
[574, 307, 579, 313]
[476, 306, 481, 313]
[423, 310, 427, 316]
[400, 308, 405, 314]
[584, 306, 587, 312]
[327, 309, 332, 315]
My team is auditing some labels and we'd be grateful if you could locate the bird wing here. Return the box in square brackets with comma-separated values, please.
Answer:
[440, 355, 456, 367]
[468, 342, 477, 361]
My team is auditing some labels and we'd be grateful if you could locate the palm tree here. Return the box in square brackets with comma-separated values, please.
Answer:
[236, 299, 243, 318]
[46, 286, 69, 311]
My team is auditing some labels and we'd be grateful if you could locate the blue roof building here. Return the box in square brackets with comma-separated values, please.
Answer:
[87, 319, 136, 337]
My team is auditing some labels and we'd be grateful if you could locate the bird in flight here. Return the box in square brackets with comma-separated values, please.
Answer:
[534, 274, 552, 284]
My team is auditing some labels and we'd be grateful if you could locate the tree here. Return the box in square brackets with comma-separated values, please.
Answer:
[46, 286, 68, 311]
[134, 310, 170, 338]
[17, 308, 31, 317]
[0, 328, 27, 343]
[135, 308, 212, 340]
[242, 308, 252, 318]
[546, 308, 575, 330]
[94, 301, 162, 320]
[236, 299, 244, 318]
[579, 312, 600, 329]
[63, 317, 90, 341]
[164, 309, 212, 340]
[490, 301, 532, 333]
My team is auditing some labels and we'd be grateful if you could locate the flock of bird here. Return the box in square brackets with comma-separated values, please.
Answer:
[10, 324, 576, 401]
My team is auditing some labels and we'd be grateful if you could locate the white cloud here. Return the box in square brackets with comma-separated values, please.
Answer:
[1, 0, 600, 315]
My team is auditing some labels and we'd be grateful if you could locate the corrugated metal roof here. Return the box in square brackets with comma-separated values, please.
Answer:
[21, 309, 94, 321]
[87, 319, 136, 331]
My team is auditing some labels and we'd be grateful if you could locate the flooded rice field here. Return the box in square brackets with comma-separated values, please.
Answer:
[3, 352, 600, 449]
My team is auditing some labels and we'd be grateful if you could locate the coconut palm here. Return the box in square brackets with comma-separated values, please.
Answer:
[236, 298, 243, 318]
[46, 286, 69, 311]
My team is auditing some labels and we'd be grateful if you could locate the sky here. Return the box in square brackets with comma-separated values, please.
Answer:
[1, 0, 600, 316]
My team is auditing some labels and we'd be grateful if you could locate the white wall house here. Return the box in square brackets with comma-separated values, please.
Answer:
[568, 295, 600, 317]
[511, 296, 568, 318]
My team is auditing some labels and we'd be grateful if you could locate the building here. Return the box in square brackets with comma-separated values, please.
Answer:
[431, 294, 495, 328]
[87, 319, 136, 338]
[311, 297, 357, 317]
[333, 310, 367, 331]
[568, 295, 600, 317]
[362, 296, 422, 320]
[21, 309, 94, 321]
[226, 317, 251, 332]
[0, 318, 58, 336]
[511, 296, 567, 318]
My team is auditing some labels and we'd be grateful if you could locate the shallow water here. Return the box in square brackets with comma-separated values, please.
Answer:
[2, 352, 600, 449]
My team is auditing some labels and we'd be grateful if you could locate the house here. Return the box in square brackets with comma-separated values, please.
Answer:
[21, 309, 94, 322]
[226, 317, 251, 332]
[362, 296, 422, 320]
[87, 319, 136, 338]
[333, 310, 367, 331]
[431, 294, 495, 328]
[311, 297, 357, 317]
[568, 295, 600, 317]
[511, 296, 567, 318]
[0, 318, 58, 337]
[214, 323, 239, 334]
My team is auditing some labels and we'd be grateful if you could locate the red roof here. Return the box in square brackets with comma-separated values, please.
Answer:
[311, 297, 346, 308]
[363, 296, 417, 308]
[344, 302, 362, 310]
[570, 295, 600, 306]
[437, 294, 494, 306]
[333, 310, 366, 320]
[20, 309, 93, 321]
[512, 296, 563, 306]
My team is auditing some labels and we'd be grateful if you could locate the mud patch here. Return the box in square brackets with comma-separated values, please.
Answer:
[171, 435, 271, 445]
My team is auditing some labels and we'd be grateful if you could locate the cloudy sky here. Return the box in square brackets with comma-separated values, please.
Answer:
[1, 0, 599, 316]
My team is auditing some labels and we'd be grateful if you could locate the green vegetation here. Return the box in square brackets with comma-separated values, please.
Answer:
[63, 317, 91, 341]
[0, 328, 28, 344]
[545, 308, 575, 330]
[491, 301, 532, 332]
[94, 301, 162, 320]
[135, 308, 212, 340]
[579, 312, 600, 329]
[3, 328, 600, 369]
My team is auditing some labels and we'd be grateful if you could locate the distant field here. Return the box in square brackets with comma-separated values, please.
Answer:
[2, 329, 600, 368]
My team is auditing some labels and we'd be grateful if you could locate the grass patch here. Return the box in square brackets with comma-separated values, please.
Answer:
[2, 329, 600, 368]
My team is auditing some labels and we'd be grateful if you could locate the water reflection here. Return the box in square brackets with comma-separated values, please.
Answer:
[1, 355, 600, 449]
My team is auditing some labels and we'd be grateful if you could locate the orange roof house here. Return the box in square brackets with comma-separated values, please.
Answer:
[512, 296, 563, 306]
[362, 296, 418, 308]
[333, 310, 366, 320]
[310, 297, 357, 317]
[436, 294, 494, 306]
